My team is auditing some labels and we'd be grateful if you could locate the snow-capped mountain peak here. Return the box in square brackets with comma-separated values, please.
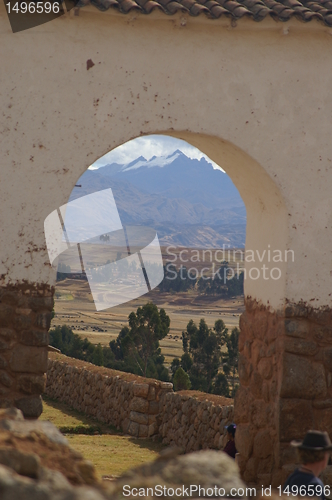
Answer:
[122, 150, 185, 172]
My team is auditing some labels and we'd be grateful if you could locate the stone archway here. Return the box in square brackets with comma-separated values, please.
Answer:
[1, 129, 289, 476]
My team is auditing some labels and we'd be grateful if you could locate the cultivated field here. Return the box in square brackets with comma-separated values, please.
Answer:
[51, 246, 245, 366]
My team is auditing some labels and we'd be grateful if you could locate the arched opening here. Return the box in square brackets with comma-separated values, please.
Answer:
[46, 132, 288, 311]
[48, 134, 248, 387]
[44, 132, 291, 483]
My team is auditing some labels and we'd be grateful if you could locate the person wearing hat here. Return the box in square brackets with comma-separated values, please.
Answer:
[223, 424, 237, 459]
[283, 430, 332, 500]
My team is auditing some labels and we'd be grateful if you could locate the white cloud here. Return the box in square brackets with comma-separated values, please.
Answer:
[89, 135, 224, 171]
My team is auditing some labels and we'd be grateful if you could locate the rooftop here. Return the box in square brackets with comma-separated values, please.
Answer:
[76, 0, 332, 26]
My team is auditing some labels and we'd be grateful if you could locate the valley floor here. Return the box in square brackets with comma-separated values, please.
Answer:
[51, 279, 244, 366]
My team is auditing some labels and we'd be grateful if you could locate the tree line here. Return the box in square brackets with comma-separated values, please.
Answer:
[49, 303, 239, 397]
[171, 319, 239, 397]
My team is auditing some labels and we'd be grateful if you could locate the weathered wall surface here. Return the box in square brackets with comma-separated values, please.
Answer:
[235, 299, 332, 487]
[46, 355, 173, 438]
[45, 355, 234, 448]
[159, 392, 234, 452]
[0, 7, 331, 310]
[0, 284, 53, 417]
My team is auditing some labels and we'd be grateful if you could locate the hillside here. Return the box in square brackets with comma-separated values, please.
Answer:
[69, 151, 246, 248]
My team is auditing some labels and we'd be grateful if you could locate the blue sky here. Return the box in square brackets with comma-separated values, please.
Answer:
[89, 135, 223, 171]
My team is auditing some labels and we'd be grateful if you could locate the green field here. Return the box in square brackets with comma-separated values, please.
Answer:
[41, 396, 164, 479]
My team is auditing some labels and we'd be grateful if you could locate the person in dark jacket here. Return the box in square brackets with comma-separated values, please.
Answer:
[283, 430, 332, 500]
[223, 424, 237, 459]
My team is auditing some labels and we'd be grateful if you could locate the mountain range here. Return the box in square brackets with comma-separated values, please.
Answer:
[70, 151, 246, 248]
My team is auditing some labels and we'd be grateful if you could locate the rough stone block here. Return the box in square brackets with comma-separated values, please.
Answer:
[251, 340, 267, 366]
[0, 407, 23, 421]
[130, 411, 149, 425]
[312, 399, 332, 409]
[138, 424, 148, 437]
[148, 400, 160, 415]
[0, 329, 15, 340]
[253, 429, 272, 459]
[279, 399, 313, 441]
[0, 356, 7, 370]
[0, 339, 10, 350]
[257, 358, 273, 380]
[35, 312, 52, 330]
[314, 407, 332, 436]
[130, 397, 149, 413]
[313, 326, 332, 343]
[284, 338, 318, 356]
[28, 295, 54, 312]
[262, 381, 270, 403]
[257, 456, 273, 475]
[235, 424, 254, 459]
[243, 340, 251, 359]
[279, 442, 298, 466]
[238, 354, 252, 385]
[284, 320, 309, 338]
[133, 383, 149, 398]
[254, 314, 268, 341]
[121, 418, 130, 433]
[234, 386, 254, 424]
[0, 371, 13, 388]
[15, 395, 43, 419]
[266, 342, 276, 356]
[0, 305, 13, 328]
[148, 414, 157, 424]
[13, 311, 33, 330]
[147, 385, 156, 401]
[18, 330, 49, 347]
[17, 374, 46, 395]
[77, 460, 98, 485]
[280, 353, 327, 399]
[148, 422, 157, 436]
[160, 382, 173, 390]
[243, 457, 258, 483]
[251, 400, 269, 428]
[127, 421, 139, 437]
[249, 371, 263, 399]
[0, 448, 40, 478]
[10, 346, 48, 373]
[0, 418, 68, 444]
[323, 348, 332, 371]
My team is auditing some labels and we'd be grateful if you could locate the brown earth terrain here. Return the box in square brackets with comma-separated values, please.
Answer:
[51, 246, 245, 366]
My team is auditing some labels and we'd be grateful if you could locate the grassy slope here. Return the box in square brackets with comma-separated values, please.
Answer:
[41, 396, 164, 478]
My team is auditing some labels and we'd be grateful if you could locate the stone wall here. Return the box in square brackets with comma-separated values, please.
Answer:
[46, 355, 234, 448]
[46, 354, 173, 438]
[159, 392, 234, 452]
[0, 284, 53, 418]
[235, 299, 332, 488]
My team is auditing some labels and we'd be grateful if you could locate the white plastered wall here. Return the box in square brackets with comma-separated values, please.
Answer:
[0, 5, 331, 310]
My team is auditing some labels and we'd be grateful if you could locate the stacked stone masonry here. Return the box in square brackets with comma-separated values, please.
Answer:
[46, 356, 173, 438]
[0, 284, 54, 418]
[46, 355, 234, 448]
[159, 392, 234, 452]
[235, 299, 332, 488]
